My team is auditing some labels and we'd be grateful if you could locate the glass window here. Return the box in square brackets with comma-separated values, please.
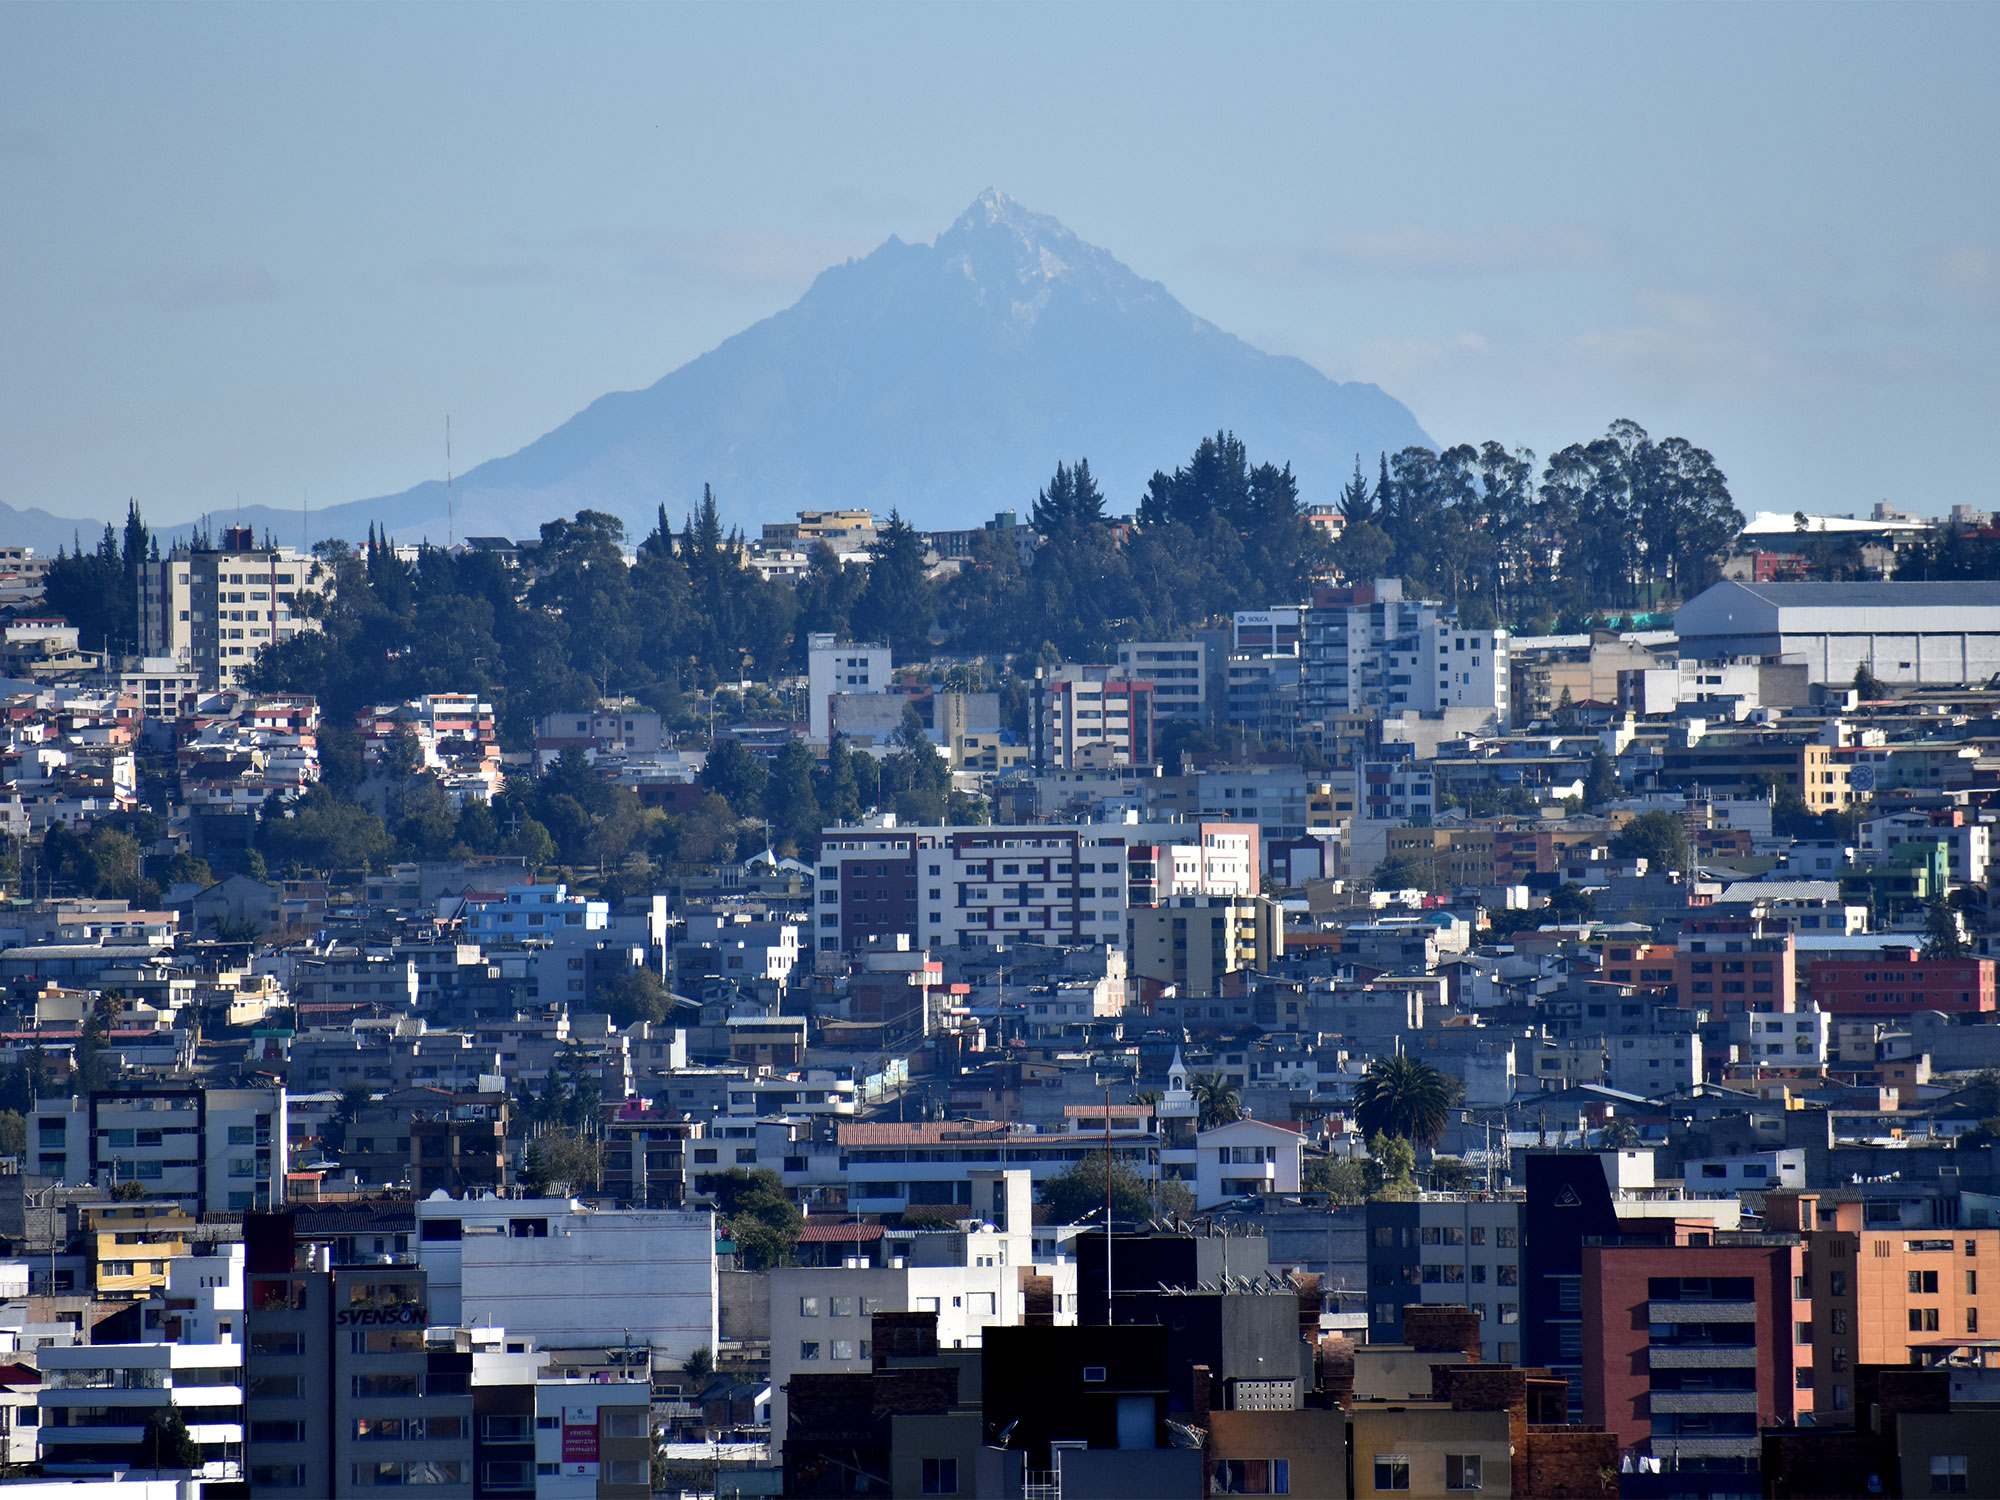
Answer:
[1374, 1455, 1411, 1492]
[1446, 1454, 1483, 1491]
[922, 1457, 961, 1495]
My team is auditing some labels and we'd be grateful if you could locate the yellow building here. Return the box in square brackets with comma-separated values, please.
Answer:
[84, 1201, 194, 1300]
[1126, 894, 1283, 999]
[949, 732, 1030, 774]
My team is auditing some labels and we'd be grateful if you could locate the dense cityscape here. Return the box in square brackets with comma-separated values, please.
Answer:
[6, 3, 1995, 1496]
[0, 471, 1998, 1499]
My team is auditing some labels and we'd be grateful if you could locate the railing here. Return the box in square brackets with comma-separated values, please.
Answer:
[1022, 1472, 1061, 1500]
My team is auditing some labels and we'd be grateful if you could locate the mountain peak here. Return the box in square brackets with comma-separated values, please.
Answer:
[933, 190, 1128, 304]
[289, 190, 1432, 543]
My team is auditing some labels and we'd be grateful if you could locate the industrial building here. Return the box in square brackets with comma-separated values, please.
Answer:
[1675, 580, 2000, 686]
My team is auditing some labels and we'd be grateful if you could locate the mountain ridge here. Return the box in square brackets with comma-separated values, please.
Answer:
[28, 191, 1433, 547]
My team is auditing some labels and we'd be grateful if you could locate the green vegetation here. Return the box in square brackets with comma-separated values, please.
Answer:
[1333, 421, 1739, 625]
[1351, 1055, 1458, 1150]
[1609, 809, 1691, 871]
[524, 1128, 604, 1195]
[1190, 1073, 1244, 1129]
[706, 1167, 803, 1271]
[1038, 1149, 1194, 1224]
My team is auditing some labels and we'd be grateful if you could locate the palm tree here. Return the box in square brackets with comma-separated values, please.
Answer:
[1191, 1074, 1243, 1130]
[1351, 1055, 1455, 1151]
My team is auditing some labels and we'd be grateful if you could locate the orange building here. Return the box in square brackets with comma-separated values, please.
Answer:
[1768, 1191, 2000, 1424]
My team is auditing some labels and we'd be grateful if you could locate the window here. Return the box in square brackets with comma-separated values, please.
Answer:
[1446, 1454, 1483, 1491]
[1211, 1458, 1289, 1494]
[800, 1341, 821, 1361]
[1909, 1308, 1942, 1332]
[1082, 1366, 1107, 1383]
[250, 1466, 305, 1489]
[1374, 1455, 1411, 1491]
[831, 1339, 855, 1360]
[922, 1457, 961, 1495]
[351, 1373, 420, 1398]
[248, 1373, 302, 1399]
[1931, 1455, 1968, 1493]
[602, 1408, 647, 1438]
[800, 1296, 821, 1317]
[1911, 1270, 1940, 1295]
[250, 1331, 303, 1356]
[251, 1419, 305, 1443]
[605, 1461, 648, 1486]
[481, 1460, 534, 1490]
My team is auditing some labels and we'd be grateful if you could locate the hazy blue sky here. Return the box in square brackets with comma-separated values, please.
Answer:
[3, 2, 1995, 527]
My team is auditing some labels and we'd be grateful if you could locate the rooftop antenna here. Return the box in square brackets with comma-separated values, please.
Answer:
[302, 488, 309, 556]
[446, 414, 455, 549]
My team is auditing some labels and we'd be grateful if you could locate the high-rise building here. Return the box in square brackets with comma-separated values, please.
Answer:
[1300, 578, 1509, 723]
[806, 632, 892, 744]
[1032, 665, 1156, 769]
[140, 528, 329, 689]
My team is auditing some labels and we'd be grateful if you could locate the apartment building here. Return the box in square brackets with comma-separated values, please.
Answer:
[140, 529, 327, 689]
[1810, 944, 1997, 1017]
[767, 1169, 1073, 1439]
[1654, 736, 1855, 813]
[31, 1086, 286, 1214]
[1300, 578, 1509, 723]
[1580, 1236, 1809, 1475]
[814, 817, 1256, 954]
[1115, 640, 1207, 723]
[1126, 893, 1283, 999]
[1031, 665, 1155, 769]
[415, 1195, 717, 1364]
[1769, 1190, 2000, 1423]
[806, 632, 891, 744]
[1365, 1198, 1526, 1357]
[38, 1246, 245, 1480]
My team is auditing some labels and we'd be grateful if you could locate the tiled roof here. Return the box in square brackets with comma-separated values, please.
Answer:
[797, 1222, 885, 1243]
[836, 1120, 1025, 1146]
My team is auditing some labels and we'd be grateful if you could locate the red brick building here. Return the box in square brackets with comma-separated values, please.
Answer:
[1809, 944, 1996, 1017]
[1581, 1234, 1807, 1474]
[1673, 916, 1796, 1015]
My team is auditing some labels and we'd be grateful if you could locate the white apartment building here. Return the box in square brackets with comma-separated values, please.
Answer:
[415, 1194, 717, 1364]
[1032, 666, 1155, 770]
[807, 633, 892, 744]
[814, 817, 1257, 953]
[140, 531, 327, 690]
[30, 1087, 285, 1214]
[1115, 640, 1208, 723]
[767, 1169, 1076, 1439]
[1301, 579, 1508, 724]
[533, 1378, 653, 1500]
[118, 659, 204, 724]
[37, 1246, 245, 1480]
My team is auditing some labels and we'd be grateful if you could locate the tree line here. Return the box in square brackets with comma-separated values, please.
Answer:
[1329, 418, 1740, 627]
[46, 421, 1744, 763]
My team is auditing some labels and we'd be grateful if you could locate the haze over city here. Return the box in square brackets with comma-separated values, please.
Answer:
[4, 3, 1997, 530]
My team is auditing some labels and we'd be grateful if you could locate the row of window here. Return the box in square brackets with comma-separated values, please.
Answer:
[1372, 1225, 1518, 1248]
